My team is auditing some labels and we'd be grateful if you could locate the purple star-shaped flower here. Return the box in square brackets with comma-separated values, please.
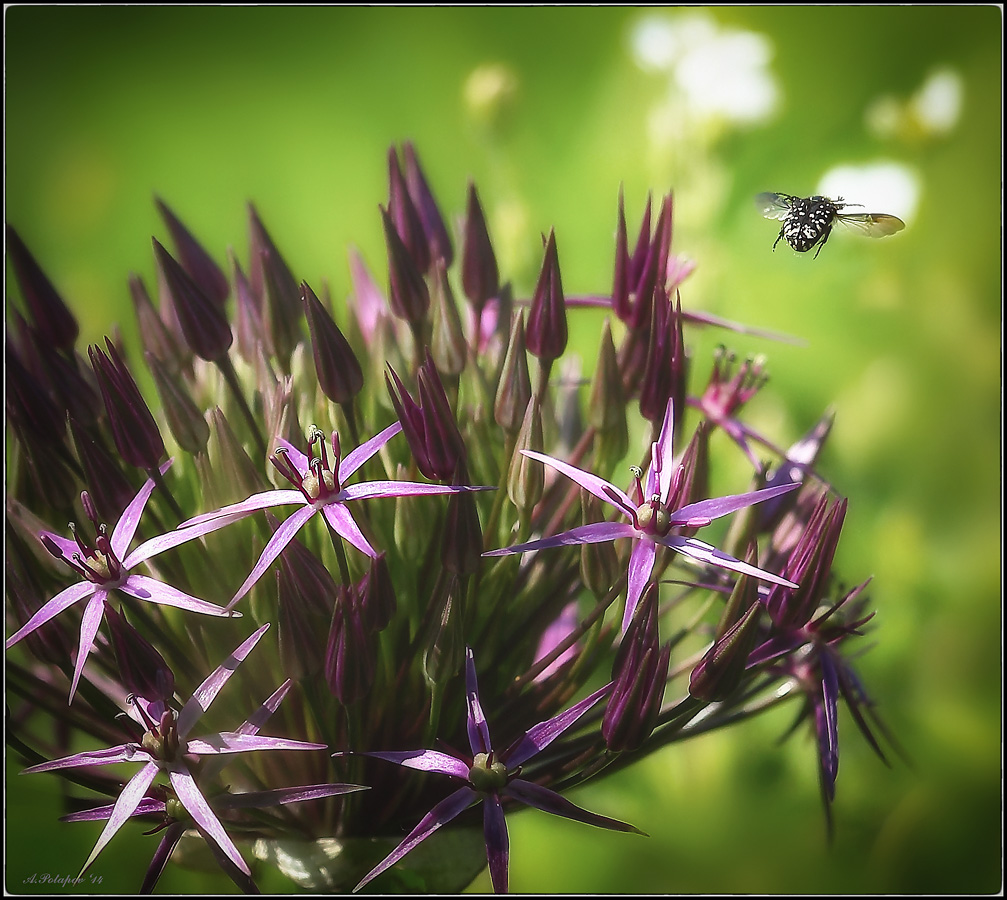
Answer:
[348, 647, 643, 894]
[175, 422, 492, 611]
[60, 675, 367, 893]
[21, 624, 329, 881]
[5, 461, 237, 702]
[485, 400, 799, 631]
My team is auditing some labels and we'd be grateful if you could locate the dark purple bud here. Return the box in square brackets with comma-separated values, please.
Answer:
[152, 238, 233, 362]
[403, 141, 453, 266]
[248, 204, 302, 367]
[690, 577, 763, 703]
[325, 585, 375, 705]
[629, 193, 672, 331]
[461, 181, 499, 315]
[639, 289, 687, 426]
[360, 553, 397, 633]
[388, 146, 431, 274]
[765, 495, 847, 631]
[380, 204, 430, 324]
[6, 340, 66, 441]
[526, 229, 568, 363]
[68, 416, 137, 522]
[154, 197, 229, 305]
[611, 187, 632, 323]
[88, 338, 165, 471]
[271, 512, 337, 679]
[301, 281, 364, 404]
[603, 584, 670, 752]
[31, 337, 102, 428]
[6, 225, 79, 350]
[386, 355, 466, 482]
[230, 251, 265, 364]
[104, 601, 175, 704]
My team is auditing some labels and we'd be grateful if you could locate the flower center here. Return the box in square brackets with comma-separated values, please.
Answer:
[634, 499, 670, 536]
[468, 751, 509, 792]
[139, 708, 182, 762]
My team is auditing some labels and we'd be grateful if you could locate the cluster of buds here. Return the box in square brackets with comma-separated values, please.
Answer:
[5, 144, 893, 893]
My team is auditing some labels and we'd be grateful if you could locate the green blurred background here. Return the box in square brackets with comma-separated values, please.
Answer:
[5, 6, 1001, 894]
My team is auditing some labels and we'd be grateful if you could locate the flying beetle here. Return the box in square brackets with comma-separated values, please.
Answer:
[756, 192, 905, 258]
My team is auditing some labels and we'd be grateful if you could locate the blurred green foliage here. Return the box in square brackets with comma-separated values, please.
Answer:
[5, 6, 1001, 894]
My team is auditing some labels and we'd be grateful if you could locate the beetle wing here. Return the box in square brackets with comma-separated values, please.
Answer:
[836, 212, 906, 238]
[755, 192, 795, 220]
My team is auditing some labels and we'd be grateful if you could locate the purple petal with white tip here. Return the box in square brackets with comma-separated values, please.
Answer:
[465, 646, 492, 755]
[505, 682, 611, 768]
[669, 482, 799, 527]
[520, 449, 635, 517]
[354, 749, 470, 779]
[661, 536, 799, 588]
[169, 765, 250, 876]
[321, 502, 376, 558]
[354, 786, 478, 892]
[483, 792, 509, 894]
[624, 539, 657, 632]
[178, 624, 269, 738]
[226, 504, 317, 609]
[69, 591, 106, 701]
[5, 580, 93, 649]
[119, 575, 236, 617]
[341, 481, 493, 501]
[109, 460, 173, 559]
[22, 743, 143, 774]
[338, 421, 402, 481]
[503, 779, 645, 834]
[483, 521, 636, 557]
[185, 732, 327, 756]
[79, 761, 159, 875]
[170, 490, 303, 535]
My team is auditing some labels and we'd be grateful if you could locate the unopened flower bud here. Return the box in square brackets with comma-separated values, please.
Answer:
[6, 225, 79, 350]
[154, 197, 229, 306]
[603, 584, 670, 752]
[104, 601, 175, 704]
[381, 204, 430, 325]
[461, 181, 499, 316]
[302, 281, 364, 405]
[403, 142, 453, 267]
[689, 597, 763, 703]
[493, 311, 532, 433]
[388, 146, 431, 275]
[507, 398, 544, 514]
[429, 260, 468, 377]
[89, 338, 166, 471]
[526, 229, 567, 363]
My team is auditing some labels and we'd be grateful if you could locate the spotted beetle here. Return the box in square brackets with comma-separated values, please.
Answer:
[756, 192, 905, 258]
